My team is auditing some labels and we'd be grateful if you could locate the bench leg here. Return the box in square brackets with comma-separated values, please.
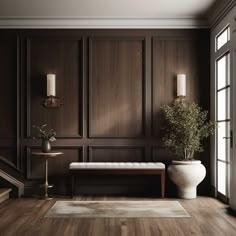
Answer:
[161, 170, 165, 198]
[71, 175, 75, 198]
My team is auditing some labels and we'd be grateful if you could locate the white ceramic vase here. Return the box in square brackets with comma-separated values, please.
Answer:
[167, 160, 206, 199]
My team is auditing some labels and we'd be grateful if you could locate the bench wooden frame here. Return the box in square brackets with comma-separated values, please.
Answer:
[70, 169, 165, 198]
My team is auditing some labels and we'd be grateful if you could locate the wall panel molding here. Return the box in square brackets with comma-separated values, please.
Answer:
[0, 34, 21, 171]
[0, 36, 19, 139]
[151, 35, 209, 137]
[0, 147, 18, 169]
[89, 146, 145, 162]
[26, 37, 84, 138]
[88, 37, 146, 138]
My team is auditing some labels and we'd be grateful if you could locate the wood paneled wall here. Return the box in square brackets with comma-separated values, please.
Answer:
[27, 38, 83, 138]
[0, 29, 210, 196]
[89, 38, 144, 138]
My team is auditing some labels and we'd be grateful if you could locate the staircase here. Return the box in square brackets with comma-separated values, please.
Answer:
[0, 169, 24, 197]
[0, 153, 25, 199]
[0, 188, 11, 204]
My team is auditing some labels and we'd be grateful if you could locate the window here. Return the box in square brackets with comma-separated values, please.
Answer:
[216, 26, 230, 51]
[216, 52, 230, 199]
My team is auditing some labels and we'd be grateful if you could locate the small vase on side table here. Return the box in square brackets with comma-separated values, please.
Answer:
[41, 139, 51, 153]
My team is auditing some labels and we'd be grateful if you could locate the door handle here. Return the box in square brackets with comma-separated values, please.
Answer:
[223, 130, 233, 148]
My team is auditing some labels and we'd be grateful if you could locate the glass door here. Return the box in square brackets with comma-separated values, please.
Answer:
[216, 52, 231, 201]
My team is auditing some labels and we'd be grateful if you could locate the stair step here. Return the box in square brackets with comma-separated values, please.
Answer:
[0, 188, 12, 204]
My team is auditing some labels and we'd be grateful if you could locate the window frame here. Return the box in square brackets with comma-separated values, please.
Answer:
[215, 25, 230, 52]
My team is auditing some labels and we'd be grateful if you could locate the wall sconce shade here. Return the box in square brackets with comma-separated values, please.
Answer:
[47, 74, 56, 96]
[177, 74, 186, 97]
[42, 74, 62, 108]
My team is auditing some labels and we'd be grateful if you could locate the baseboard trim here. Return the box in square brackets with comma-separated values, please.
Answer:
[209, 185, 217, 198]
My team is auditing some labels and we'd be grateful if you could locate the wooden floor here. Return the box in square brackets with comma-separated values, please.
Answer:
[0, 196, 236, 236]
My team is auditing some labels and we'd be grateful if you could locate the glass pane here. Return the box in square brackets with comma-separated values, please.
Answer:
[218, 161, 226, 195]
[217, 27, 229, 50]
[217, 88, 230, 120]
[217, 121, 230, 161]
[217, 55, 229, 89]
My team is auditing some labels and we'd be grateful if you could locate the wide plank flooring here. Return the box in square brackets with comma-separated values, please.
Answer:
[0, 196, 236, 236]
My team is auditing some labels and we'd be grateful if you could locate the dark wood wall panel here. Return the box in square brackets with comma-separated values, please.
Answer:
[0, 148, 17, 168]
[152, 147, 175, 163]
[27, 38, 82, 138]
[89, 38, 144, 138]
[89, 146, 145, 162]
[152, 37, 208, 137]
[0, 37, 18, 138]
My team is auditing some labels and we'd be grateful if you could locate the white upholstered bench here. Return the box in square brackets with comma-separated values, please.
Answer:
[69, 162, 165, 198]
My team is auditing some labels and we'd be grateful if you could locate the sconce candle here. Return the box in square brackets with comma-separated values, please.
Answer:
[47, 74, 56, 97]
[43, 74, 62, 108]
[177, 74, 186, 97]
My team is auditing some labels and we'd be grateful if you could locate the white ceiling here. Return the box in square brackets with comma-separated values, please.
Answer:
[0, 0, 216, 18]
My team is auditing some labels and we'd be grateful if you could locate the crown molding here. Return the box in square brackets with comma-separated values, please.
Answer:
[1, 1, 234, 30]
[208, 0, 236, 29]
[0, 17, 208, 29]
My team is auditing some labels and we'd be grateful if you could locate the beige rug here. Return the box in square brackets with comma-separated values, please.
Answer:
[45, 201, 190, 218]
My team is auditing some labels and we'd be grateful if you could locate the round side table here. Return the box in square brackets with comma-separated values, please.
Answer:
[32, 152, 63, 199]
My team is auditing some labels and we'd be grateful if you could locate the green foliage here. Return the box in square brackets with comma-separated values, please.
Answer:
[32, 124, 56, 142]
[161, 101, 216, 160]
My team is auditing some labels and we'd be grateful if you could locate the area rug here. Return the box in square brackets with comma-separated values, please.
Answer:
[45, 201, 190, 218]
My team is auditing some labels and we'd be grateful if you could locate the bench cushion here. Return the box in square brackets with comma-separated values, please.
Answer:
[69, 162, 165, 170]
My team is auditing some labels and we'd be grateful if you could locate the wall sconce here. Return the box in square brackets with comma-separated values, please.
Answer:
[42, 74, 62, 108]
[177, 74, 186, 100]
